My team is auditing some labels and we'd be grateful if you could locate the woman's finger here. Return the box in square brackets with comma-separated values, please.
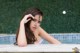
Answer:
[29, 14, 34, 19]
[24, 19, 31, 23]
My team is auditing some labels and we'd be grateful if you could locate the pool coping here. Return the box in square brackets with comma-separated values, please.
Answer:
[0, 44, 80, 52]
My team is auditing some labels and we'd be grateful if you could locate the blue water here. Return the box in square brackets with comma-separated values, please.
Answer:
[0, 33, 80, 44]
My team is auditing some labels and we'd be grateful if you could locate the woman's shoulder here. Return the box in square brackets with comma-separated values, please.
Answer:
[35, 26, 43, 35]
[37, 26, 46, 35]
[37, 26, 42, 32]
[38, 26, 45, 33]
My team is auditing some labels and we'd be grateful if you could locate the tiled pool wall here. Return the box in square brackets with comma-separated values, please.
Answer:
[51, 33, 80, 44]
[0, 33, 80, 44]
[0, 34, 16, 44]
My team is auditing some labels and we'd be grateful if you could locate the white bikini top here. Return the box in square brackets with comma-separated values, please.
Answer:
[38, 39, 43, 44]
[34, 38, 43, 44]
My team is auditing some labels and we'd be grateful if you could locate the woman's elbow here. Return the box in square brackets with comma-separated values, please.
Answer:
[53, 40, 61, 44]
[17, 43, 27, 47]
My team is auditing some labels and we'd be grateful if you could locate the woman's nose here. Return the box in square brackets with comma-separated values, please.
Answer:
[35, 22, 40, 27]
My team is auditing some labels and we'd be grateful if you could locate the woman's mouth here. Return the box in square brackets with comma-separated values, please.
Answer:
[33, 27, 37, 29]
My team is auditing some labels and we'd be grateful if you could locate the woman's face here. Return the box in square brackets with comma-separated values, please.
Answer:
[30, 15, 42, 32]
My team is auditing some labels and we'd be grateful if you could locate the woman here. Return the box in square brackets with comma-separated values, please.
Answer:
[16, 7, 61, 47]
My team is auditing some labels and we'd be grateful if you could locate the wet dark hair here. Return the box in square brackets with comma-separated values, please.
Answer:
[16, 7, 43, 44]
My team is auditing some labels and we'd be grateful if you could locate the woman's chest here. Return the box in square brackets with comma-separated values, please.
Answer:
[34, 32, 42, 44]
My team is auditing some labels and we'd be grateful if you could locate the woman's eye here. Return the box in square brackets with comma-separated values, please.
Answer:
[32, 19, 36, 21]
[32, 19, 41, 24]
[38, 21, 41, 23]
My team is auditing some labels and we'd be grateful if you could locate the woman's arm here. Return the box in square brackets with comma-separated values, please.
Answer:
[17, 14, 34, 47]
[38, 27, 61, 44]
[17, 22, 27, 47]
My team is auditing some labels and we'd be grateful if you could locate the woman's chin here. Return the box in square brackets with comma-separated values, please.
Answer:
[31, 29, 36, 32]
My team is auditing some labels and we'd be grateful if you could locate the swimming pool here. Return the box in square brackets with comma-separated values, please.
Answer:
[0, 33, 80, 44]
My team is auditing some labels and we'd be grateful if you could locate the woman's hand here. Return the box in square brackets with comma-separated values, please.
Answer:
[20, 14, 34, 24]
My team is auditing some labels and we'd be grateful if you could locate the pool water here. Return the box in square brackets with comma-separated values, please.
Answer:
[0, 33, 80, 44]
